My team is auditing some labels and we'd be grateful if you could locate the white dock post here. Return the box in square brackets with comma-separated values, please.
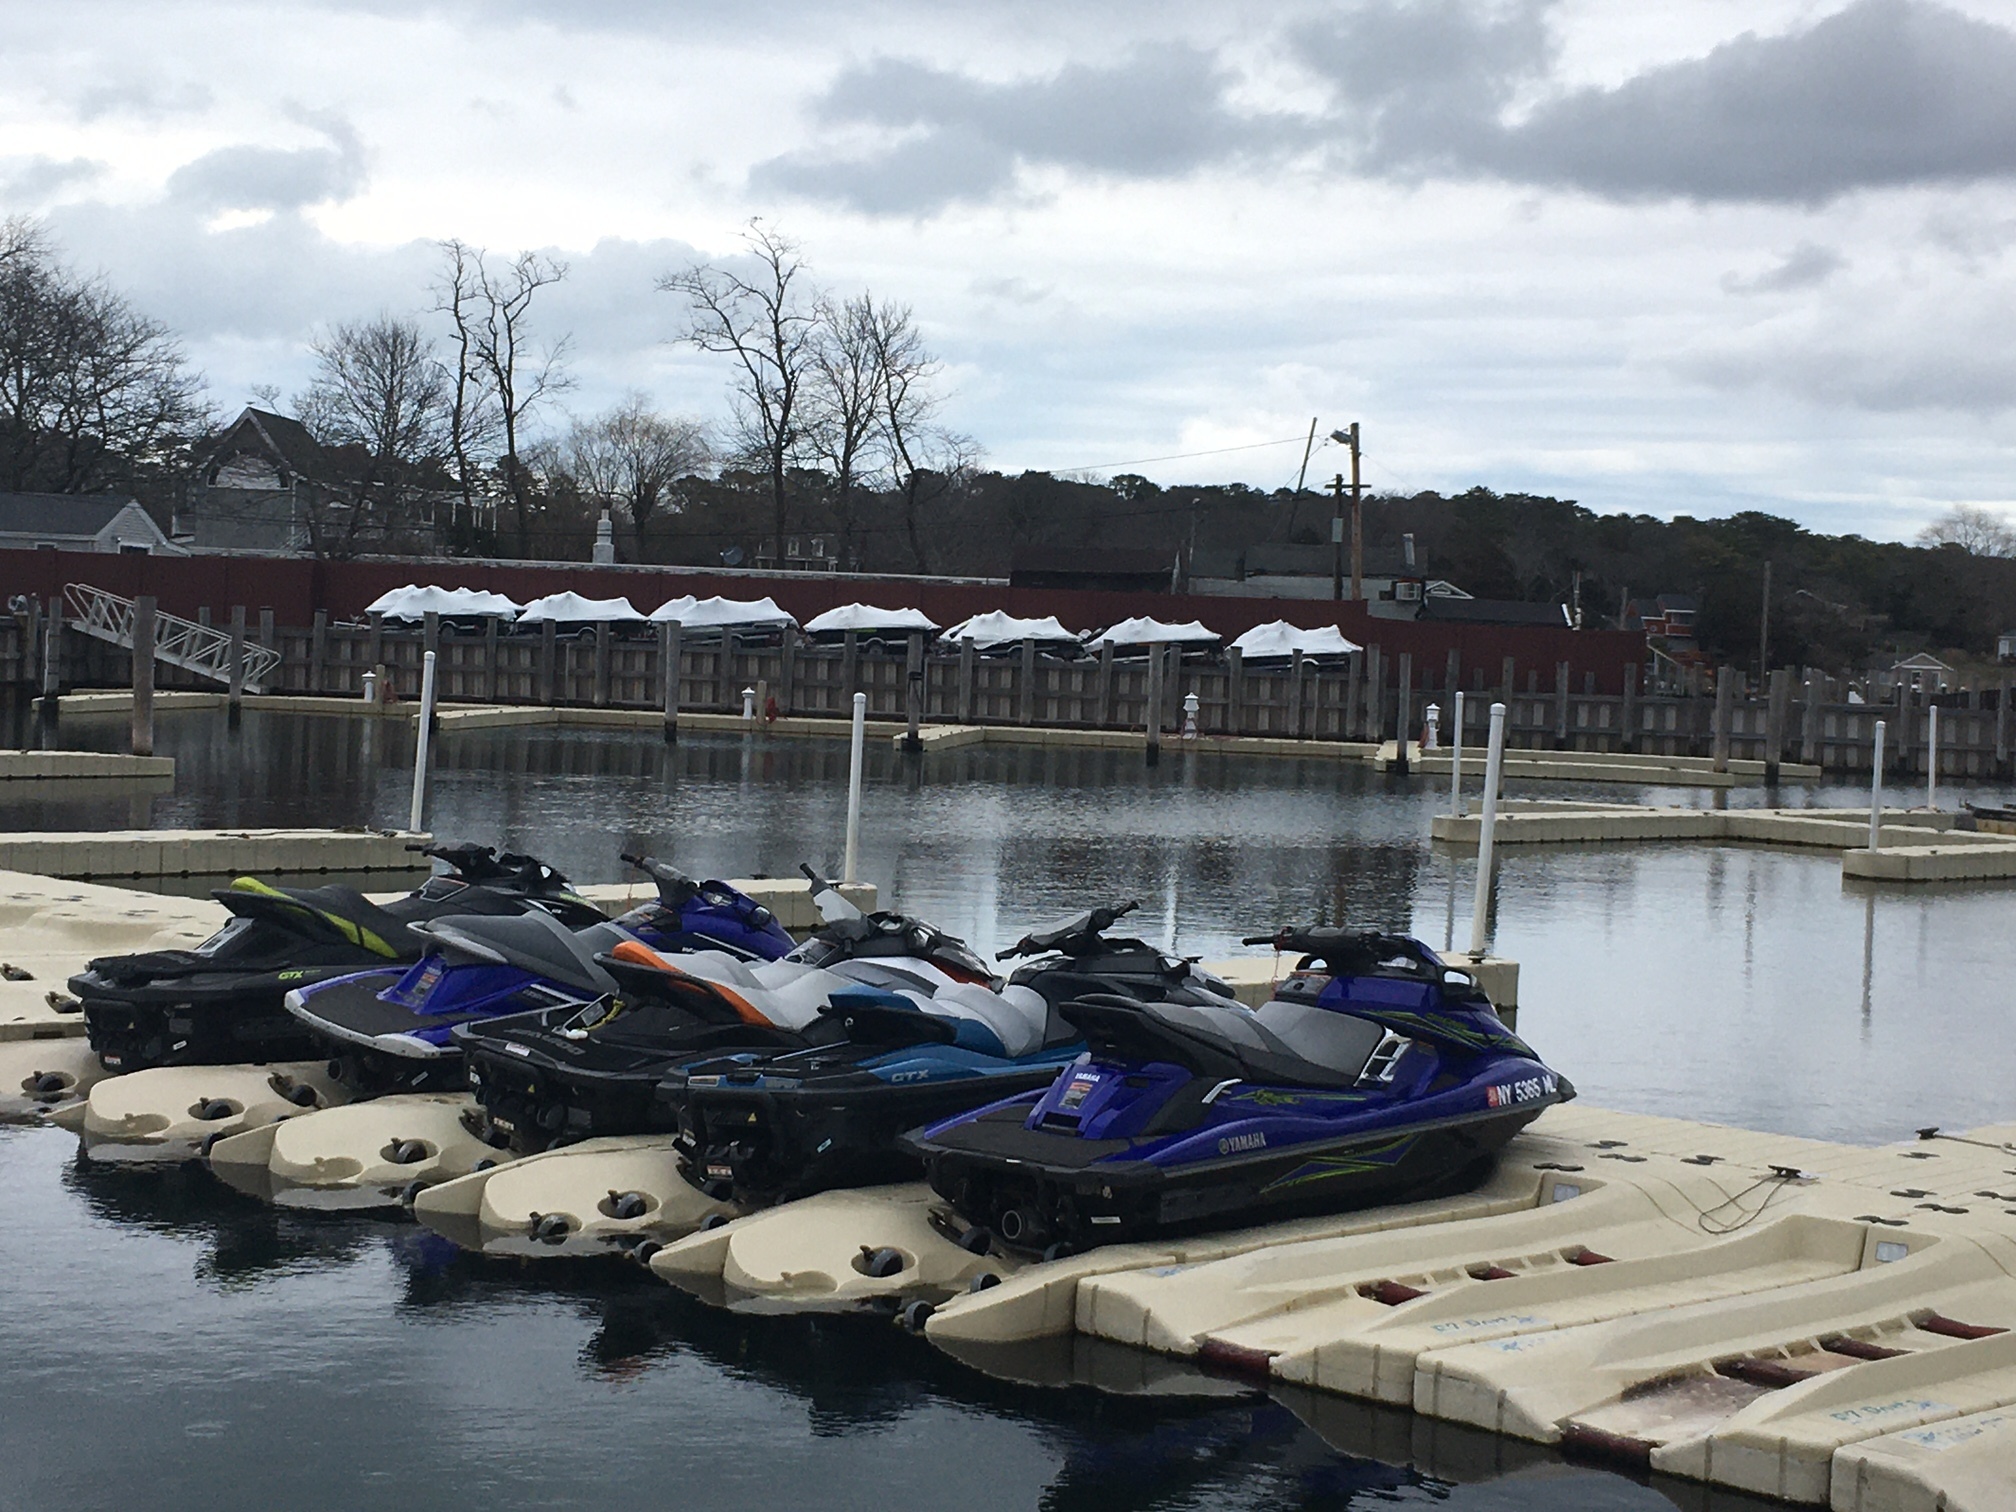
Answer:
[1868, 719, 1886, 851]
[1449, 689, 1466, 818]
[1468, 700, 1507, 959]
[408, 649, 438, 833]
[843, 690, 867, 885]
[1926, 704, 1939, 810]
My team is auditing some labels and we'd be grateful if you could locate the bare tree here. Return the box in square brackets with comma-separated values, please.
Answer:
[0, 216, 208, 497]
[659, 222, 819, 564]
[804, 292, 891, 565]
[552, 393, 710, 560]
[1917, 504, 2016, 558]
[865, 298, 976, 573]
[435, 242, 570, 555]
[292, 315, 451, 557]
[432, 240, 498, 545]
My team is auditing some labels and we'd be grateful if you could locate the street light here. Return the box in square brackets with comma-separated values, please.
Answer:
[1327, 425, 1363, 601]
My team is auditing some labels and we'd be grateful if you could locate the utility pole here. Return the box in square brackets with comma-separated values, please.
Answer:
[1343, 423, 1364, 601]
[1329, 473, 1346, 600]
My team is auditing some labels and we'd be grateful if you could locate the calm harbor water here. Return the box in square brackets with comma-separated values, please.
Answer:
[3, 705, 2011, 1511]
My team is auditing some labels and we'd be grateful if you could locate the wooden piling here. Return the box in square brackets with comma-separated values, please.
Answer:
[1553, 661, 1570, 750]
[1144, 641, 1164, 766]
[1287, 649, 1306, 739]
[1394, 651, 1413, 771]
[1619, 661, 1638, 754]
[1712, 666, 1734, 772]
[483, 617, 500, 703]
[1017, 638, 1036, 726]
[130, 594, 156, 757]
[904, 631, 925, 752]
[659, 620, 681, 743]
[538, 621, 556, 705]
[1096, 641, 1114, 727]
[957, 639, 975, 722]
[1344, 650, 1362, 739]
[1227, 647, 1245, 736]
[592, 620, 610, 708]
[227, 605, 247, 707]
[1764, 668, 1791, 782]
[309, 609, 328, 694]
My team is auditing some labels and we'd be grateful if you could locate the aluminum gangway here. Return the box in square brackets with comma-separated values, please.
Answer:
[62, 582, 282, 693]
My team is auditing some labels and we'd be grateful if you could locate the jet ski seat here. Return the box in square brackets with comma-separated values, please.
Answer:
[417, 912, 623, 998]
[223, 880, 434, 957]
[1061, 994, 1390, 1091]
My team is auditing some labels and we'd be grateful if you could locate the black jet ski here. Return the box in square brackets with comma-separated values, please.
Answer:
[281, 857, 794, 1097]
[71, 843, 604, 1072]
[664, 900, 1248, 1205]
[906, 926, 1573, 1254]
[455, 867, 1011, 1153]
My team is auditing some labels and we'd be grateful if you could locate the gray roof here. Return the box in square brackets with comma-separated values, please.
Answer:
[0, 492, 137, 536]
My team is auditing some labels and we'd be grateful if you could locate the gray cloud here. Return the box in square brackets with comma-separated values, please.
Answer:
[73, 79, 213, 122]
[0, 155, 107, 206]
[166, 110, 368, 213]
[1721, 242, 1847, 295]
[1465, 0, 2016, 203]
[756, 0, 2016, 216]
[753, 46, 1285, 213]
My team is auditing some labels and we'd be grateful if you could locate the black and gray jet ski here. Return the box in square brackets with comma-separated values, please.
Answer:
[70, 843, 603, 1072]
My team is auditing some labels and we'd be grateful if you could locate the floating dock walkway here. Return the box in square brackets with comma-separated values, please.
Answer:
[1434, 799, 2016, 883]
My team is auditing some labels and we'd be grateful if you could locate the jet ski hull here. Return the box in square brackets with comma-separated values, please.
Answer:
[285, 969, 598, 1097]
[910, 1089, 1568, 1251]
[75, 962, 366, 1072]
[668, 1050, 1083, 1205]
[460, 1008, 800, 1153]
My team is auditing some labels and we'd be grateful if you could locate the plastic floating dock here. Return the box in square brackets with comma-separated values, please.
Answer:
[637, 1103, 2016, 1509]
[1432, 800, 2016, 884]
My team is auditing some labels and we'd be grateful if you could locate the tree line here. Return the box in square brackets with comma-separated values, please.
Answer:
[3, 213, 2012, 668]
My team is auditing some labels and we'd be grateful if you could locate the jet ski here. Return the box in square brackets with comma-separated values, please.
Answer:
[663, 900, 1249, 1205]
[905, 926, 1573, 1254]
[281, 856, 794, 1097]
[457, 867, 1019, 1155]
[71, 843, 604, 1072]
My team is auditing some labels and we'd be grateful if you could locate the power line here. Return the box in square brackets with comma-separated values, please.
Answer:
[1036, 434, 1315, 476]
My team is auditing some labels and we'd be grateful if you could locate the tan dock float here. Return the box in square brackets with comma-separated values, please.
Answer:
[1382, 743, 1823, 787]
[413, 1135, 733, 1257]
[0, 750, 174, 782]
[207, 1092, 502, 1208]
[0, 827, 434, 880]
[1432, 800, 2016, 884]
[1833, 1403, 2016, 1512]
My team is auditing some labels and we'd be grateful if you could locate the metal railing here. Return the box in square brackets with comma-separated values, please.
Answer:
[63, 582, 281, 692]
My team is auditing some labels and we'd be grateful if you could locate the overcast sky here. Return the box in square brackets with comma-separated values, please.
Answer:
[5, 0, 2016, 540]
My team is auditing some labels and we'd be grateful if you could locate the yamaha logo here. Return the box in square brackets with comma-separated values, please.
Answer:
[1217, 1131, 1267, 1155]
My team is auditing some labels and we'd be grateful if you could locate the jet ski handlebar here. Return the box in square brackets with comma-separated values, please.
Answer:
[998, 900, 1142, 959]
[1243, 927, 1445, 977]
[408, 840, 573, 889]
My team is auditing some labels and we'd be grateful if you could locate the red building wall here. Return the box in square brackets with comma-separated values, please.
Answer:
[2, 547, 1644, 692]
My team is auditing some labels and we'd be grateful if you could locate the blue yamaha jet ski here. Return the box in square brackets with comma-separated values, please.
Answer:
[281, 856, 793, 1096]
[70, 842, 605, 1072]
[905, 927, 1573, 1253]
[662, 900, 1247, 1205]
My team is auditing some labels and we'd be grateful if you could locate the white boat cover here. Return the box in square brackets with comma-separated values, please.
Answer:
[365, 584, 522, 620]
[648, 594, 798, 630]
[1087, 615, 1220, 647]
[803, 603, 941, 635]
[1228, 621, 1363, 659]
[514, 591, 647, 624]
[943, 611, 1080, 648]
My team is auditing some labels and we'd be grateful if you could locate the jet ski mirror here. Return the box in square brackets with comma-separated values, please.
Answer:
[621, 852, 700, 907]
[800, 862, 865, 924]
[998, 899, 1142, 959]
